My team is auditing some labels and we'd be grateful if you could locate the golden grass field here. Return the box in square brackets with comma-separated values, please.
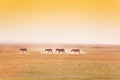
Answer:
[0, 44, 120, 80]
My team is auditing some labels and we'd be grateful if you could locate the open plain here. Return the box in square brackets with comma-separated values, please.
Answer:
[0, 44, 120, 80]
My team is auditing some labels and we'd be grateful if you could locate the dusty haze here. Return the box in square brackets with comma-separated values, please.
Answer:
[0, 0, 120, 44]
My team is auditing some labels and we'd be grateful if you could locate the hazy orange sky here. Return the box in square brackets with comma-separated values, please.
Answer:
[0, 0, 120, 44]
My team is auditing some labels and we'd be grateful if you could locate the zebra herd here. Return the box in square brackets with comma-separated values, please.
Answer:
[20, 48, 82, 54]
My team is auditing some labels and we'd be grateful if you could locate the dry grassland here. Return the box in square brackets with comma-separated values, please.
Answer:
[0, 44, 120, 80]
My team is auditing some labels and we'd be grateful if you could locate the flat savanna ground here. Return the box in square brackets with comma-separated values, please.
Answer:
[0, 45, 120, 80]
